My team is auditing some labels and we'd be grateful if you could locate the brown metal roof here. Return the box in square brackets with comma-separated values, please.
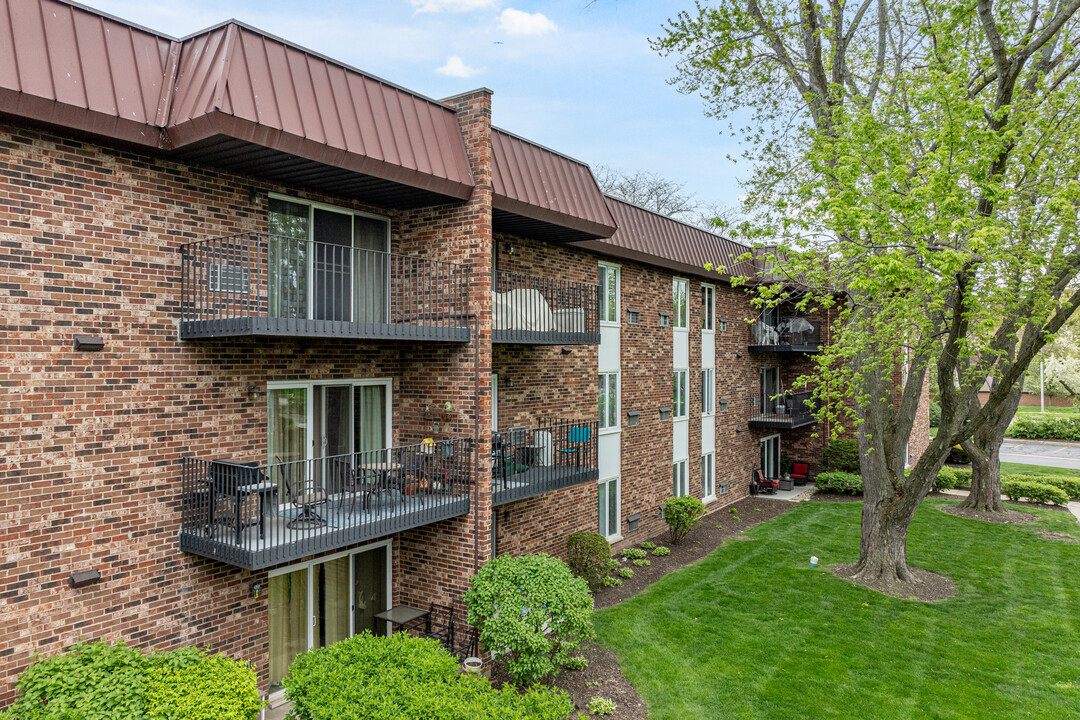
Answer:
[572, 196, 756, 282]
[492, 128, 616, 242]
[0, 0, 474, 204]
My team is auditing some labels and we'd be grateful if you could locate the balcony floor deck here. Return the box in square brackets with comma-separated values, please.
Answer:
[180, 490, 470, 570]
[492, 463, 598, 506]
[181, 317, 470, 342]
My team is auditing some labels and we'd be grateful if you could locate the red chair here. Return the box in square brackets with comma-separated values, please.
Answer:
[790, 462, 810, 486]
[752, 468, 778, 495]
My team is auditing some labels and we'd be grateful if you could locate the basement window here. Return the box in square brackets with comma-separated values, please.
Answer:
[627, 308, 640, 325]
[659, 312, 671, 327]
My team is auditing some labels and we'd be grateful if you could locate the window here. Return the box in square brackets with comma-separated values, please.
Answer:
[702, 453, 715, 500]
[701, 367, 715, 415]
[658, 312, 671, 327]
[599, 372, 619, 430]
[599, 263, 619, 324]
[672, 460, 688, 497]
[701, 285, 715, 331]
[598, 477, 620, 539]
[673, 278, 688, 329]
[673, 370, 687, 419]
[760, 366, 781, 414]
[717, 319, 728, 333]
[627, 308, 640, 325]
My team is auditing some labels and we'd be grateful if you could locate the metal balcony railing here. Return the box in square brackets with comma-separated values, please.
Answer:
[179, 438, 473, 570]
[493, 270, 600, 344]
[180, 234, 471, 342]
[491, 419, 599, 506]
[749, 316, 822, 351]
[749, 391, 816, 429]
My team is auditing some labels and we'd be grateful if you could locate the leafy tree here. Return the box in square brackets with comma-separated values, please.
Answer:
[657, 0, 1080, 588]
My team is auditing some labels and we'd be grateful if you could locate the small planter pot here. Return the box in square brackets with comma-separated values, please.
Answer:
[462, 657, 484, 675]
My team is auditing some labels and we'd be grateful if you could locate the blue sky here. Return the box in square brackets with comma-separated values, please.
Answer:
[87, 0, 746, 208]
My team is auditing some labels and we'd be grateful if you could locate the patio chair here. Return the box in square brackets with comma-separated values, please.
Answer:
[277, 456, 328, 529]
[422, 602, 455, 650]
[449, 622, 480, 659]
[752, 468, 778, 495]
[557, 425, 591, 467]
[790, 462, 810, 486]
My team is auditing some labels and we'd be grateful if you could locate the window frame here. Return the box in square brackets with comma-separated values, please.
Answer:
[672, 459, 688, 498]
[702, 452, 715, 501]
[598, 476, 621, 541]
[672, 277, 689, 329]
[673, 369, 688, 419]
[701, 367, 715, 416]
[598, 262, 621, 326]
[599, 371, 620, 432]
[701, 284, 715, 332]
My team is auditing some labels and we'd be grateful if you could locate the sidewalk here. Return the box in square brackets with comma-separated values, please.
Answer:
[940, 488, 1080, 524]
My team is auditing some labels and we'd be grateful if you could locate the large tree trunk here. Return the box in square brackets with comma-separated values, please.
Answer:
[959, 384, 1022, 513]
[853, 491, 921, 584]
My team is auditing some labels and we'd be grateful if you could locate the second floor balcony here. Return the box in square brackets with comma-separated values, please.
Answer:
[493, 270, 600, 345]
[749, 391, 816, 430]
[180, 234, 471, 342]
[749, 316, 822, 353]
[492, 420, 598, 506]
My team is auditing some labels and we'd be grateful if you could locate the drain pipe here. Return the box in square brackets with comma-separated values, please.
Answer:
[472, 265, 481, 573]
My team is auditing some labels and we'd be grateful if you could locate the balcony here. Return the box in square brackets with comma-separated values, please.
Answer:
[179, 438, 473, 570]
[748, 317, 822, 353]
[493, 271, 600, 345]
[180, 234, 471, 342]
[749, 391, 816, 429]
[492, 420, 598, 506]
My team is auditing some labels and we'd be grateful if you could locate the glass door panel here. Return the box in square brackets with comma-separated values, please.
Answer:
[323, 385, 352, 495]
[354, 385, 387, 459]
[313, 556, 351, 650]
[269, 387, 309, 500]
[354, 216, 388, 324]
[353, 546, 388, 637]
[269, 568, 308, 689]
[313, 208, 353, 322]
[268, 198, 309, 320]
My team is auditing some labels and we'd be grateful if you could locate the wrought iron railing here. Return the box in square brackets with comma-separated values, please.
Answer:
[493, 270, 600, 344]
[491, 419, 599, 506]
[749, 391, 816, 428]
[180, 233, 471, 341]
[750, 316, 822, 349]
[179, 437, 473, 569]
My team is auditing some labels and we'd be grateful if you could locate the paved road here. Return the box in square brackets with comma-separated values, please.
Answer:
[999, 439, 1080, 470]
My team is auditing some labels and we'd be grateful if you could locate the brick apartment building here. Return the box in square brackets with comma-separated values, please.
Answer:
[0, 0, 928, 704]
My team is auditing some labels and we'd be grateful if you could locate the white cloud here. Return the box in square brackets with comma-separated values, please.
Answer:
[436, 55, 482, 78]
[497, 8, 557, 36]
[410, 0, 498, 13]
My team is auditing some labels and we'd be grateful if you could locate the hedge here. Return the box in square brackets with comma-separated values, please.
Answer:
[1001, 474, 1080, 499]
[0, 642, 262, 720]
[284, 632, 574, 720]
[816, 471, 863, 494]
[1006, 416, 1080, 441]
[1001, 479, 1071, 506]
[566, 531, 611, 590]
[822, 439, 860, 473]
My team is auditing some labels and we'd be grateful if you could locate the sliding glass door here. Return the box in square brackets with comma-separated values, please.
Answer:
[268, 197, 389, 325]
[760, 435, 781, 479]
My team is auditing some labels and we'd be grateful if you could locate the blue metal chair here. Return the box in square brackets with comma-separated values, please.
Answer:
[557, 426, 591, 467]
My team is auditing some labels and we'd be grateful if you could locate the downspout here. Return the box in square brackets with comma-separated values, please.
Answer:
[473, 263, 481, 573]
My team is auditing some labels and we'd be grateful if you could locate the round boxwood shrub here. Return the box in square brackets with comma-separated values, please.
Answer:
[822, 439, 860, 472]
[463, 553, 595, 686]
[663, 496, 707, 545]
[947, 444, 971, 465]
[815, 471, 863, 495]
[284, 632, 572, 720]
[1001, 479, 1070, 505]
[566, 531, 611, 590]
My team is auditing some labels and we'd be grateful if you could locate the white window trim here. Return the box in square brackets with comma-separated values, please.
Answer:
[599, 370, 621, 435]
[701, 283, 715, 333]
[673, 277, 689, 331]
[702, 452, 716, 503]
[267, 537, 393, 700]
[599, 476, 622, 542]
[701, 367, 715, 417]
[673, 369, 688, 420]
[672, 458, 689, 498]
[599, 261, 621, 327]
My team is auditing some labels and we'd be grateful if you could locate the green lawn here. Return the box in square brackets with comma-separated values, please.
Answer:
[999, 461, 1080, 477]
[594, 500, 1080, 719]
[1016, 406, 1078, 415]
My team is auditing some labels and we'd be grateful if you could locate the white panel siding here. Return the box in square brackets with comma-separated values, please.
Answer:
[702, 414, 715, 453]
[599, 326, 620, 369]
[598, 431, 621, 479]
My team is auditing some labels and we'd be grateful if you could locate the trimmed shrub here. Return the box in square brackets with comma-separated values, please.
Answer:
[822, 439, 860, 472]
[947, 444, 971, 465]
[935, 466, 959, 490]
[815, 471, 863, 495]
[663, 495, 707, 545]
[617, 567, 634, 578]
[621, 547, 647, 560]
[1001, 479, 1070, 506]
[929, 400, 941, 427]
[651, 546, 671, 556]
[566, 531, 612, 591]
[464, 553, 595, 686]
[1002, 474, 1080, 499]
[285, 632, 573, 720]
[3, 642, 262, 720]
[1006, 416, 1080, 441]
[952, 467, 972, 488]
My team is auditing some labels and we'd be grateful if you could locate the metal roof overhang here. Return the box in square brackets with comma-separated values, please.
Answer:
[492, 202, 615, 243]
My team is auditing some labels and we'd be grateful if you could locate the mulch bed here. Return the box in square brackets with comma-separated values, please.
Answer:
[940, 505, 1038, 524]
[830, 562, 957, 602]
[593, 496, 795, 610]
[490, 496, 796, 718]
